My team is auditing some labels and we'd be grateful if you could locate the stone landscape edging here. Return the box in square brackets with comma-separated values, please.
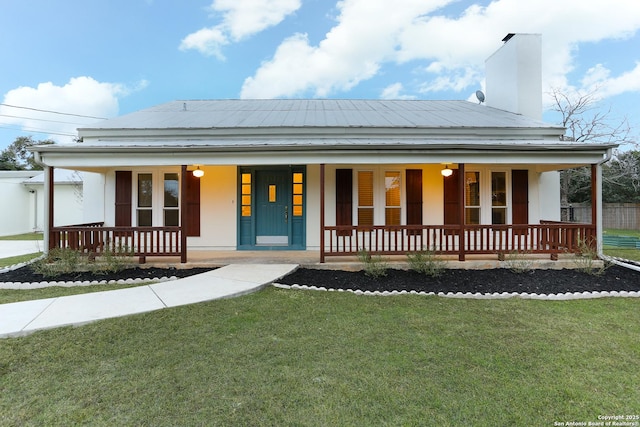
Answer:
[0, 276, 179, 290]
[272, 283, 640, 300]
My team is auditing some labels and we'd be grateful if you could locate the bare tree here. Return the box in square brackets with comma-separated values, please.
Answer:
[549, 87, 635, 206]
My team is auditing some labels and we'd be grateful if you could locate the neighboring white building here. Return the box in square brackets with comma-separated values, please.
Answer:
[0, 169, 84, 237]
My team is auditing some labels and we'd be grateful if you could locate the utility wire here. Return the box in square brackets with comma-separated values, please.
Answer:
[0, 103, 108, 120]
[0, 113, 87, 125]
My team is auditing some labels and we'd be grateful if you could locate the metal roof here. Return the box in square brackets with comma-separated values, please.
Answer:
[79, 99, 562, 133]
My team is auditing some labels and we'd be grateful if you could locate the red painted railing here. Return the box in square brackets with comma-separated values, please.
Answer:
[50, 223, 185, 263]
[322, 222, 596, 261]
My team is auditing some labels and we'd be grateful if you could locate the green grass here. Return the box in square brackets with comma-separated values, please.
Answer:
[0, 282, 147, 305]
[603, 228, 640, 261]
[1, 288, 638, 426]
[0, 252, 42, 269]
[0, 232, 43, 241]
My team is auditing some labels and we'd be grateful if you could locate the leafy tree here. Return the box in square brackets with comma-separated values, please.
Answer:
[0, 136, 55, 170]
[549, 87, 635, 204]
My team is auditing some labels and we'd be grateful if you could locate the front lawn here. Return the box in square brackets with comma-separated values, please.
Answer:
[1, 288, 638, 426]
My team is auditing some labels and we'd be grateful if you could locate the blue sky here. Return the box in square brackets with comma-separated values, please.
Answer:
[1, 0, 639, 150]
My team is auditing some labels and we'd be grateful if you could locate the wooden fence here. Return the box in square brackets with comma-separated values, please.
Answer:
[562, 203, 640, 230]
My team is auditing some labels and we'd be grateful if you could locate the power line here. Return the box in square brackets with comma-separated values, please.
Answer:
[0, 103, 108, 120]
[0, 113, 87, 125]
[0, 123, 76, 137]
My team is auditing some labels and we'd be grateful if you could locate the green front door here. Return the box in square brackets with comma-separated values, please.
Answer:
[255, 169, 290, 246]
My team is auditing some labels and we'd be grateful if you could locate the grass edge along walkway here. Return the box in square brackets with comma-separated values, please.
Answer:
[1, 288, 638, 426]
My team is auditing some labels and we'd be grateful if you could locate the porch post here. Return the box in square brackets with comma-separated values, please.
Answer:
[458, 163, 465, 261]
[592, 163, 602, 253]
[320, 163, 325, 263]
[180, 165, 188, 263]
[45, 166, 54, 251]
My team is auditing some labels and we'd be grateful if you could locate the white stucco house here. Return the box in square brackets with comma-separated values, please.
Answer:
[30, 34, 616, 263]
[0, 169, 84, 237]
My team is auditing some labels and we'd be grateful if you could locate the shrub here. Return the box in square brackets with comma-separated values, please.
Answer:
[573, 238, 608, 276]
[407, 248, 446, 277]
[503, 251, 533, 273]
[31, 246, 135, 278]
[357, 249, 388, 278]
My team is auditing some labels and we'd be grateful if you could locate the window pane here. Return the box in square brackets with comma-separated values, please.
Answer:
[242, 206, 251, 217]
[164, 209, 179, 226]
[293, 172, 303, 184]
[386, 207, 401, 225]
[293, 206, 303, 216]
[137, 209, 152, 226]
[293, 195, 303, 205]
[138, 174, 152, 208]
[164, 173, 179, 207]
[358, 207, 374, 226]
[492, 208, 506, 225]
[293, 183, 303, 194]
[269, 185, 276, 202]
[492, 172, 506, 207]
[242, 173, 251, 184]
[242, 195, 252, 205]
[358, 171, 373, 207]
[465, 172, 480, 206]
[465, 208, 480, 225]
[385, 171, 401, 207]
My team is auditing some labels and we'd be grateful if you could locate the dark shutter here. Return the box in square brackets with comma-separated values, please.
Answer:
[443, 169, 460, 226]
[335, 169, 352, 236]
[406, 169, 423, 234]
[115, 171, 132, 226]
[185, 172, 201, 236]
[512, 169, 529, 225]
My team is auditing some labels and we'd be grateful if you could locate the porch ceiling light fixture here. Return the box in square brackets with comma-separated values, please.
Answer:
[192, 166, 204, 178]
[441, 164, 453, 177]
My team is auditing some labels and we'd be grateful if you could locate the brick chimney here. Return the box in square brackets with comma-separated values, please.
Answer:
[485, 33, 542, 120]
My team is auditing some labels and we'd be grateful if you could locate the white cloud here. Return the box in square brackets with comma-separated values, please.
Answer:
[241, 0, 640, 100]
[581, 62, 640, 98]
[241, 0, 451, 98]
[0, 77, 133, 143]
[180, 0, 301, 59]
[381, 83, 416, 100]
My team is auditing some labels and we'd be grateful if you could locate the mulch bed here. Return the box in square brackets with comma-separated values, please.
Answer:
[0, 266, 214, 284]
[278, 265, 640, 294]
[2, 263, 640, 295]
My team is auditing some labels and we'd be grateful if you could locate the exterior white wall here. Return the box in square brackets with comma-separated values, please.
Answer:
[97, 163, 559, 251]
[189, 165, 237, 250]
[0, 172, 38, 236]
[0, 171, 84, 237]
[485, 33, 542, 120]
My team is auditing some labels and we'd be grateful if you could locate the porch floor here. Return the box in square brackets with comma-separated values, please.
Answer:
[142, 250, 592, 271]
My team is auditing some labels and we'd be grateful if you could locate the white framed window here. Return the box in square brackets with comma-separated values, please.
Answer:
[133, 169, 181, 227]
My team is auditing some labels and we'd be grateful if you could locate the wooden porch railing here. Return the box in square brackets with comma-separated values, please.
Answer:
[322, 222, 596, 261]
[50, 223, 185, 263]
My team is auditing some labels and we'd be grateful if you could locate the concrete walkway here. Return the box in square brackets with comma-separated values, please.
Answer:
[0, 264, 297, 338]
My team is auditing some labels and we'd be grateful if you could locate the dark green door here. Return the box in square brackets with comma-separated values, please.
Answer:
[255, 169, 290, 246]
